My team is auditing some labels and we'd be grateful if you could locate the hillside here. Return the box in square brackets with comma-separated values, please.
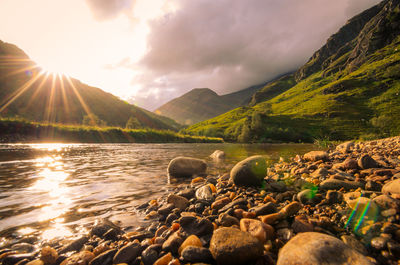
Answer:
[183, 0, 400, 142]
[0, 40, 181, 131]
[155, 84, 263, 125]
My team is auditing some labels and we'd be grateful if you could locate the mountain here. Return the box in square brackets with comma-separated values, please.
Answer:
[183, 0, 400, 142]
[0, 40, 180, 130]
[155, 84, 263, 125]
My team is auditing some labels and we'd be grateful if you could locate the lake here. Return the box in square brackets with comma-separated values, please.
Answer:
[0, 143, 318, 246]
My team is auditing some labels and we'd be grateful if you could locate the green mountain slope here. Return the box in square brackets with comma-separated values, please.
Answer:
[0, 40, 180, 130]
[155, 84, 263, 125]
[183, 0, 400, 142]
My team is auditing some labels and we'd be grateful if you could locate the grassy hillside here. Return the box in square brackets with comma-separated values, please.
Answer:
[0, 118, 222, 143]
[0, 40, 181, 131]
[183, 0, 400, 142]
[155, 84, 263, 125]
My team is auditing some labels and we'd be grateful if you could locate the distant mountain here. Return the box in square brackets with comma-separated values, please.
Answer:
[155, 84, 263, 125]
[0, 40, 180, 130]
[183, 0, 400, 142]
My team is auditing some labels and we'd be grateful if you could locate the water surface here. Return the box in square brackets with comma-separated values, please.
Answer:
[0, 143, 317, 245]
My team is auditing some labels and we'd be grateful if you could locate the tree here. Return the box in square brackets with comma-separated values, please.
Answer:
[82, 114, 107, 127]
[125, 117, 141, 129]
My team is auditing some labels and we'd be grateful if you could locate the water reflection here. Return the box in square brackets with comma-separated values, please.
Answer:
[0, 143, 318, 242]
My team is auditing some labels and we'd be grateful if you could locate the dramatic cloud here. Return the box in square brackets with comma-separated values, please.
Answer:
[130, 0, 381, 110]
[85, 0, 135, 20]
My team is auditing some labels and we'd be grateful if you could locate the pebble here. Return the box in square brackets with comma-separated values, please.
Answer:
[167, 194, 189, 211]
[181, 246, 213, 263]
[167, 157, 207, 178]
[112, 242, 141, 264]
[230, 156, 268, 187]
[239, 218, 274, 243]
[60, 251, 95, 265]
[195, 185, 213, 201]
[40, 246, 58, 265]
[88, 248, 117, 265]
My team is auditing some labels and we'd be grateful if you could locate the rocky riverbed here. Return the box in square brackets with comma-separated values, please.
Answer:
[1, 137, 400, 265]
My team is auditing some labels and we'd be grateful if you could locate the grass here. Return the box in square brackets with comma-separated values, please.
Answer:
[183, 36, 400, 143]
[0, 118, 223, 143]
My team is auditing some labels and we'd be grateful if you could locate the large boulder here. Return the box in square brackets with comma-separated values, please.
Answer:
[167, 157, 207, 178]
[230, 155, 267, 187]
[382, 179, 400, 196]
[209, 227, 264, 265]
[277, 232, 373, 265]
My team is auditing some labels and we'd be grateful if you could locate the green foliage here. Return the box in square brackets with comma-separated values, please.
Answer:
[0, 118, 223, 143]
[125, 117, 142, 129]
[82, 114, 107, 127]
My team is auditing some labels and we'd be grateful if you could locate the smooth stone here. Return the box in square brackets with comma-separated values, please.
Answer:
[11, 243, 36, 253]
[297, 189, 319, 205]
[259, 212, 285, 225]
[280, 201, 302, 217]
[341, 158, 359, 170]
[382, 179, 400, 195]
[291, 216, 313, 233]
[60, 251, 95, 265]
[341, 235, 368, 255]
[2, 254, 35, 265]
[303, 151, 329, 162]
[249, 202, 277, 216]
[195, 185, 213, 201]
[158, 203, 175, 216]
[181, 246, 213, 263]
[358, 154, 380, 169]
[230, 156, 267, 187]
[40, 246, 58, 265]
[210, 150, 225, 161]
[167, 194, 189, 211]
[167, 157, 207, 178]
[162, 232, 183, 255]
[209, 227, 264, 265]
[26, 260, 44, 265]
[178, 235, 202, 255]
[218, 198, 247, 213]
[153, 253, 172, 265]
[320, 179, 364, 190]
[336, 141, 354, 153]
[370, 236, 388, 250]
[113, 242, 141, 264]
[218, 212, 240, 227]
[276, 232, 373, 265]
[89, 219, 120, 238]
[141, 247, 158, 265]
[326, 190, 343, 204]
[240, 218, 274, 243]
[88, 249, 117, 265]
[177, 188, 195, 199]
[59, 236, 89, 254]
[179, 216, 214, 237]
[310, 167, 330, 178]
[211, 197, 231, 210]
[373, 195, 399, 210]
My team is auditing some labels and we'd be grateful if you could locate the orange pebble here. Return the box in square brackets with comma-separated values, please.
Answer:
[229, 192, 236, 200]
[242, 211, 256, 219]
[233, 209, 244, 219]
[208, 183, 217, 193]
[171, 223, 180, 231]
[212, 222, 218, 230]
[191, 177, 205, 184]
[168, 259, 181, 265]
[154, 252, 172, 265]
[263, 195, 277, 204]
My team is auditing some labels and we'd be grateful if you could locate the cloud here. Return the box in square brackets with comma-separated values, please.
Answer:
[85, 0, 135, 20]
[129, 0, 381, 110]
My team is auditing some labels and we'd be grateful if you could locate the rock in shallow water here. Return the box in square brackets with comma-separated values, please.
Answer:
[209, 227, 264, 265]
[276, 232, 373, 265]
[230, 155, 267, 187]
[167, 157, 207, 178]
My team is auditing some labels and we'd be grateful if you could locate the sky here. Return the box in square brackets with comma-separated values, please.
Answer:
[0, 0, 381, 110]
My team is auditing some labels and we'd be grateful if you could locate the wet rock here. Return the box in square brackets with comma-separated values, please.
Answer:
[11, 243, 36, 253]
[178, 235, 202, 255]
[341, 235, 368, 255]
[240, 218, 274, 243]
[325, 190, 343, 204]
[358, 154, 380, 169]
[162, 232, 183, 255]
[167, 157, 207, 178]
[40, 246, 58, 265]
[153, 252, 172, 265]
[209, 227, 264, 265]
[60, 236, 89, 254]
[88, 249, 117, 265]
[179, 216, 214, 237]
[373, 195, 399, 210]
[167, 194, 189, 211]
[195, 185, 213, 201]
[230, 156, 267, 187]
[90, 219, 120, 238]
[370, 236, 388, 250]
[280, 201, 302, 217]
[26, 260, 44, 265]
[211, 197, 231, 210]
[60, 251, 95, 265]
[365, 180, 382, 191]
[297, 189, 319, 205]
[113, 242, 141, 264]
[249, 202, 277, 216]
[341, 158, 359, 170]
[276, 232, 373, 265]
[218, 212, 240, 227]
[181, 246, 213, 263]
[158, 203, 175, 216]
[303, 151, 329, 162]
[210, 150, 225, 161]
[320, 179, 364, 190]
[103, 228, 119, 241]
[166, 213, 179, 224]
[382, 179, 400, 195]
[292, 216, 313, 233]
[141, 247, 158, 265]
[2, 254, 35, 265]
[177, 188, 195, 199]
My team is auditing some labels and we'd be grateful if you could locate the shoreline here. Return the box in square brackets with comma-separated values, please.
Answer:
[0, 136, 399, 265]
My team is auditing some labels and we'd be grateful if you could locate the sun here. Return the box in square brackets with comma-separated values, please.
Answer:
[36, 61, 70, 77]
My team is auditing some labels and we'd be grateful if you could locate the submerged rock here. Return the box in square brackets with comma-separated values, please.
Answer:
[167, 157, 207, 178]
